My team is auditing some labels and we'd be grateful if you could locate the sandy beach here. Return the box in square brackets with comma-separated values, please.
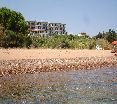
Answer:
[0, 49, 113, 60]
[0, 49, 117, 76]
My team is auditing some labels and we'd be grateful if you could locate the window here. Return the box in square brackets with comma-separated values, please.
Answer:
[31, 27, 35, 29]
[50, 27, 53, 30]
[50, 24, 54, 26]
[38, 26, 41, 29]
[55, 27, 58, 30]
[60, 25, 64, 27]
[31, 23, 35, 25]
[42, 27, 45, 29]
[60, 28, 63, 30]
[35, 31, 37, 33]
[55, 24, 57, 26]
[43, 24, 47, 27]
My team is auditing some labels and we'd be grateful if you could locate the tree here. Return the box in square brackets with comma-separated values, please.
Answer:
[0, 7, 11, 32]
[0, 7, 32, 48]
[0, 24, 4, 46]
[9, 10, 28, 34]
[94, 29, 117, 43]
[106, 29, 117, 43]
[95, 31, 106, 39]
[0, 24, 4, 37]
[0, 7, 28, 34]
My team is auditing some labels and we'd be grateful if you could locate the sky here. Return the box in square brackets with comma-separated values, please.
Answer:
[0, 0, 117, 36]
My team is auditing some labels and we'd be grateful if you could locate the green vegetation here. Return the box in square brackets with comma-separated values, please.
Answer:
[31, 35, 95, 49]
[30, 35, 112, 50]
[0, 7, 116, 49]
[0, 7, 32, 48]
[94, 29, 117, 43]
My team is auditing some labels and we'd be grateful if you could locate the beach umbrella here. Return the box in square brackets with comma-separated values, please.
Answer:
[112, 41, 117, 45]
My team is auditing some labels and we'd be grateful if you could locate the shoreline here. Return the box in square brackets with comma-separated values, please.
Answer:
[0, 56, 117, 76]
[0, 49, 117, 76]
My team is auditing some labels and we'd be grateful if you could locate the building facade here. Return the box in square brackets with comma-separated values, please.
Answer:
[27, 21, 67, 36]
[77, 32, 86, 37]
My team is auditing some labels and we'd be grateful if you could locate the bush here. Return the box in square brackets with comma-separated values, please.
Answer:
[96, 39, 112, 50]
[31, 35, 98, 49]
[1, 30, 32, 48]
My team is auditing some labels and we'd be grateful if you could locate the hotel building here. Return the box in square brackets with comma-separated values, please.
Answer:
[27, 21, 67, 36]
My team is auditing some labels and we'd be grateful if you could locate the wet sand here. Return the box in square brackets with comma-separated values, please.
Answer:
[0, 49, 117, 76]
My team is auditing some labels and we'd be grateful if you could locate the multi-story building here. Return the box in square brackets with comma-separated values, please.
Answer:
[26, 21, 67, 36]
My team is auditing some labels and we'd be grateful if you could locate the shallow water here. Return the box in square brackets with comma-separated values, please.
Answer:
[0, 67, 117, 104]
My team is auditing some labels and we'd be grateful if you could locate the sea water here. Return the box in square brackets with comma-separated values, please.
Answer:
[0, 67, 117, 104]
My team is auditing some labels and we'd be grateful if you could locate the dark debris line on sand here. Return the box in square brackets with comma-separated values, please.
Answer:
[0, 56, 117, 76]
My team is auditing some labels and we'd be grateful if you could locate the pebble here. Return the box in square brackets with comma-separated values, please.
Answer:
[0, 56, 117, 76]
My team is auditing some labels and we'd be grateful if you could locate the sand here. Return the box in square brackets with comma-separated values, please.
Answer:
[0, 49, 116, 76]
[0, 49, 113, 60]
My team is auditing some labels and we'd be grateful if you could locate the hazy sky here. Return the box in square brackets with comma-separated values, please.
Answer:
[0, 0, 117, 36]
